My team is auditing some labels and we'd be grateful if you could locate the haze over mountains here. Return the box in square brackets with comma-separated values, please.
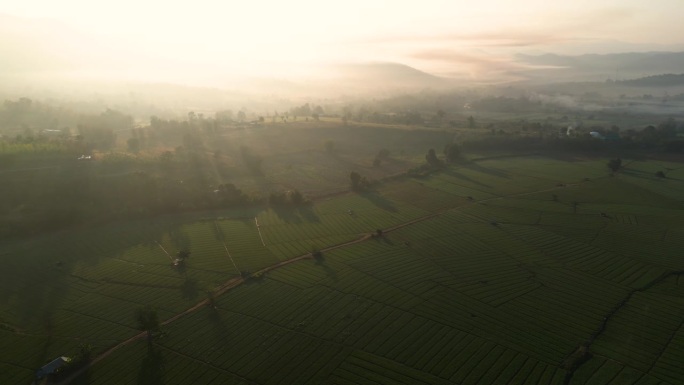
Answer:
[2, 10, 684, 99]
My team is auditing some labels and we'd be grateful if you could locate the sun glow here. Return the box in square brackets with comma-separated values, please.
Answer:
[1, 0, 683, 84]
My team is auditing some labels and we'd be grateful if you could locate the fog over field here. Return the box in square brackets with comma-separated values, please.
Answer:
[3, 2, 684, 385]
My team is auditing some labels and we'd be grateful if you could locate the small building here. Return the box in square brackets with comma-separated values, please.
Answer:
[36, 356, 71, 379]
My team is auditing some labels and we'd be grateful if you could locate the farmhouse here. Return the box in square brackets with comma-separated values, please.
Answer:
[36, 356, 71, 379]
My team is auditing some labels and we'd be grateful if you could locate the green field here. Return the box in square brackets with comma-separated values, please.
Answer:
[2, 155, 684, 384]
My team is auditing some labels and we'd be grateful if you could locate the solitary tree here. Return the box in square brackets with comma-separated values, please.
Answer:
[350, 171, 369, 191]
[467, 115, 476, 129]
[443, 143, 462, 163]
[177, 249, 191, 260]
[607, 158, 622, 172]
[426, 148, 441, 167]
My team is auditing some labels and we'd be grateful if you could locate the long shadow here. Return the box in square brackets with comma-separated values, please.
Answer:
[137, 345, 165, 385]
[298, 205, 321, 223]
[462, 162, 511, 179]
[271, 204, 321, 224]
[271, 206, 303, 223]
[442, 168, 493, 189]
[620, 169, 660, 180]
[360, 191, 398, 212]
[206, 308, 232, 347]
[3, 215, 192, 336]
[167, 225, 191, 252]
[314, 257, 338, 282]
[180, 278, 199, 300]
[69, 366, 92, 385]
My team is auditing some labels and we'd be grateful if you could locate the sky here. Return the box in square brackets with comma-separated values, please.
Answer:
[1, 0, 683, 84]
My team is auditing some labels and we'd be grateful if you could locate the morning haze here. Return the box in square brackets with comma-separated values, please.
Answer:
[2, 1, 684, 385]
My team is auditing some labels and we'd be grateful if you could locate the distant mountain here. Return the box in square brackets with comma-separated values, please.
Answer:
[516, 51, 684, 82]
[323, 62, 456, 93]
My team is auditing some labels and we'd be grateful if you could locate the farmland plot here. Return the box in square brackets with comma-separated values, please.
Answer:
[3, 156, 684, 384]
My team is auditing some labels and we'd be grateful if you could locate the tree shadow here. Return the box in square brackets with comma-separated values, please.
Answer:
[463, 162, 511, 179]
[271, 206, 303, 223]
[620, 169, 660, 180]
[298, 205, 321, 223]
[206, 308, 232, 348]
[69, 366, 92, 385]
[314, 257, 338, 282]
[167, 226, 191, 252]
[180, 278, 199, 300]
[271, 205, 321, 224]
[137, 345, 165, 385]
[374, 235, 395, 246]
[441, 168, 493, 189]
[360, 191, 398, 212]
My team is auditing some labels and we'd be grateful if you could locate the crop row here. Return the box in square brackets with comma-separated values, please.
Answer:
[266, 234, 354, 260]
[460, 203, 541, 225]
[502, 224, 663, 287]
[592, 292, 684, 373]
[259, 213, 364, 244]
[413, 287, 576, 365]
[157, 308, 351, 384]
[568, 355, 662, 385]
[50, 308, 134, 342]
[210, 274, 549, 383]
[649, 320, 684, 384]
[320, 264, 424, 309]
[265, 259, 331, 288]
[379, 180, 469, 212]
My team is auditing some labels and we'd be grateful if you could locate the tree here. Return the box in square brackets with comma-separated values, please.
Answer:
[290, 189, 305, 205]
[467, 115, 476, 129]
[237, 110, 246, 122]
[311, 246, 323, 260]
[425, 148, 441, 167]
[177, 249, 191, 260]
[350, 171, 369, 191]
[350, 171, 361, 190]
[135, 305, 160, 345]
[127, 137, 140, 153]
[607, 158, 622, 172]
[443, 143, 462, 163]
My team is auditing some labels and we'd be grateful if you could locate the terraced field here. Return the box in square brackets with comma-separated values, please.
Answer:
[2, 155, 684, 384]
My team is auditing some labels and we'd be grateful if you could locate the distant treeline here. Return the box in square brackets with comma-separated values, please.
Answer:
[462, 117, 684, 153]
[618, 73, 684, 87]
